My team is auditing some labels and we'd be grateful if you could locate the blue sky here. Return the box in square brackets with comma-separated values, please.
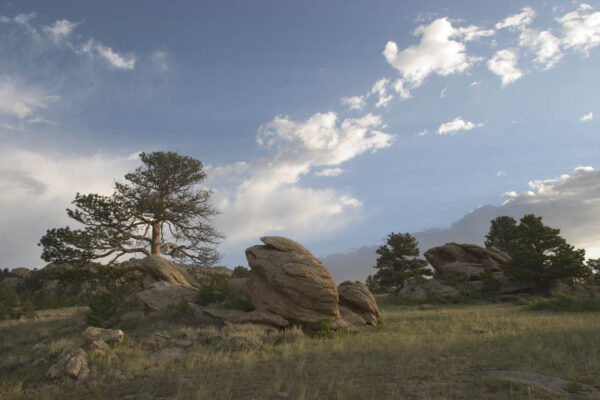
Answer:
[1, 1, 600, 279]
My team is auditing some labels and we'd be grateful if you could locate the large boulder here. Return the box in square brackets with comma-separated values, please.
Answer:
[337, 281, 379, 325]
[136, 281, 197, 311]
[397, 278, 460, 302]
[128, 256, 199, 289]
[424, 243, 510, 281]
[201, 308, 290, 328]
[244, 237, 340, 324]
[46, 347, 89, 381]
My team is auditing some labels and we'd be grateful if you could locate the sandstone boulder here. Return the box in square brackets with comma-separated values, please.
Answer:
[424, 243, 509, 281]
[244, 237, 340, 324]
[46, 347, 89, 381]
[397, 278, 460, 302]
[337, 281, 379, 325]
[202, 308, 289, 328]
[136, 281, 197, 311]
[82, 326, 124, 344]
[128, 256, 199, 289]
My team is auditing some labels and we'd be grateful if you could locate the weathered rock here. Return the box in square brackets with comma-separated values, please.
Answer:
[129, 256, 199, 289]
[136, 281, 197, 311]
[337, 281, 379, 325]
[245, 237, 340, 324]
[488, 370, 600, 398]
[202, 308, 290, 328]
[339, 306, 367, 327]
[152, 347, 186, 366]
[47, 347, 89, 381]
[89, 340, 111, 356]
[397, 279, 460, 302]
[172, 339, 193, 349]
[227, 277, 252, 303]
[425, 243, 510, 272]
[82, 326, 124, 344]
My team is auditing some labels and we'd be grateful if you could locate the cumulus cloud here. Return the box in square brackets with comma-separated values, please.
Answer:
[42, 19, 78, 43]
[315, 167, 344, 177]
[322, 166, 600, 281]
[580, 112, 594, 121]
[369, 78, 394, 108]
[340, 95, 365, 111]
[487, 49, 523, 86]
[0, 147, 141, 268]
[437, 117, 483, 135]
[495, 7, 536, 30]
[519, 28, 563, 69]
[81, 40, 136, 70]
[211, 112, 392, 246]
[558, 7, 600, 55]
[383, 18, 487, 95]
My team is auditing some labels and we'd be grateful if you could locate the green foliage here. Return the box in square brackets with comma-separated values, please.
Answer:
[480, 270, 501, 294]
[369, 232, 432, 294]
[86, 288, 121, 328]
[20, 299, 37, 320]
[486, 214, 590, 295]
[566, 381, 583, 393]
[0, 282, 19, 309]
[231, 266, 251, 278]
[39, 151, 223, 267]
[313, 319, 334, 338]
[586, 258, 600, 284]
[526, 295, 600, 312]
[196, 274, 230, 306]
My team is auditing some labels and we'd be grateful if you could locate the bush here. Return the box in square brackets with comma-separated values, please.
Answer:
[0, 282, 19, 309]
[231, 266, 251, 278]
[313, 318, 334, 338]
[86, 288, 121, 328]
[20, 299, 37, 320]
[525, 295, 600, 312]
[196, 274, 230, 306]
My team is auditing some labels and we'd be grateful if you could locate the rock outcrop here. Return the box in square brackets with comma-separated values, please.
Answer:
[135, 281, 197, 311]
[244, 237, 341, 324]
[337, 281, 379, 325]
[128, 256, 199, 289]
[201, 308, 290, 329]
[397, 278, 460, 302]
[424, 242, 510, 282]
[46, 347, 89, 381]
[82, 326, 124, 344]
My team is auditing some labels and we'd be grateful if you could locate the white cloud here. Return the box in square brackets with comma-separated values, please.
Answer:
[392, 79, 411, 99]
[417, 129, 429, 136]
[0, 147, 141, 268]
[0, 77, 58, 121]
[580, 111, 594, 121]
[383, 18, 481, 91]
[497, 170, 507, 177]
[440, 87, 448, 98]
[455, 25, 495, 42]
[81, 39, 136, 70]
[437, 117, 483, 135]
[487, 49, 523, 86]
[558, 7, 600, 55]
[519, 29, 563, 69]
[369, 78, 394, 108]
[43, 19, 78, 43]
[315, 167, 344, 177]
[212, 112, 393, 245]
[496, 7, 536, 30]
[340, 95, 365, 111]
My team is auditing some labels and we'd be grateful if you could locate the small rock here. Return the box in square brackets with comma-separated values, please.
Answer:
[172, 339, 193, 349]
[46, 347, 89, 381]
[152, 347, 186, 366]
[82, 326, 124, 344]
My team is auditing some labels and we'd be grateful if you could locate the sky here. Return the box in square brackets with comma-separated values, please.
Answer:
[1, 0, 600, 281]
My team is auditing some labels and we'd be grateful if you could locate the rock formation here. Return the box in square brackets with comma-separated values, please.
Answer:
[337, 281, 379, 325]
[244, 237, 341, 324]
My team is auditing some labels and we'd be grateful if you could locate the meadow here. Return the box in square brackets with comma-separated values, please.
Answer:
[1, 298, 599, 399]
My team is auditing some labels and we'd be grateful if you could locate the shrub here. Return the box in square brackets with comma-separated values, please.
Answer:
[20, 299, 37, 320]
[313, 318, 334, 338]
[525, 295, 600, 312]
[0, 282, 19, 309]
[196, 274, 230, 306]
[231, 266, 251, 278]
[86, 288, 121, 328]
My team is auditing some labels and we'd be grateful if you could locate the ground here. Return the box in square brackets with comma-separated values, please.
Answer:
[1, 299, 599, 399]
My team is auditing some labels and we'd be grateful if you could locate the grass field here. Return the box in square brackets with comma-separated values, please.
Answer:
[1, 299, 599, 399]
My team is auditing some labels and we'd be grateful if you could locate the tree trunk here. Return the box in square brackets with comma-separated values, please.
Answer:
[151, 222, 161, 256]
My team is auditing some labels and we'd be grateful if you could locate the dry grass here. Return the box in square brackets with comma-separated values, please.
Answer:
[1, 301, 599, 399]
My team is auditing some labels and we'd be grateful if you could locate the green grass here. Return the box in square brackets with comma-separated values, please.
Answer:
[1, 301, 599, 399]
[526, 295, 600, 312]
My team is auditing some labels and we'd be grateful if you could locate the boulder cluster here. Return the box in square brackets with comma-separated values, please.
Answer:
[398, 242, 532, 302]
